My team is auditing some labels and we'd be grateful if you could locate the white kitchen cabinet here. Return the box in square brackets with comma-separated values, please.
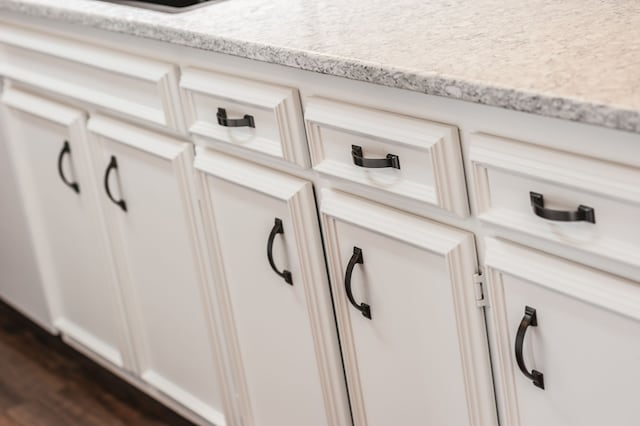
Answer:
[320, 189, 496, 426]
[194, 149, 351, 426]
[0, 89, 52, 330]
[88, 115, 226, 425]
[1, 87, 129, 366]
[485, 237, 640, 426]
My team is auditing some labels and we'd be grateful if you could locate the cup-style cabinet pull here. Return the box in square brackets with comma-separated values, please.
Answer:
[266, 218, 293, 285]
[57, 140, 80, 194]
[103, 156, 127, 212]
[515, 306, 545, 389]
[344, 246, 371, 319]
[529, 192, 595, 224]
[351, 145, 400, 170]
[216, 107, 255, 128]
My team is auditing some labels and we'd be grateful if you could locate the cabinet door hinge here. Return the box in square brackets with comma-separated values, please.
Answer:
[473, 271, 487, 308]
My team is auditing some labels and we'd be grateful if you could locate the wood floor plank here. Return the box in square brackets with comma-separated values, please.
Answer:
[0, 299, 197, 426]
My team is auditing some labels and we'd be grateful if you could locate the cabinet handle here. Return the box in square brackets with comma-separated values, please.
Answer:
[266, 218, 292, 285]
[351, 145, 400, 170]
[216, 107, 255, 128]
[57, 140, 80, 194]
[515, 306, 545, 389]
[529, 192, 595, 223]
[344, 247, 371, 319]
[103, 156, 127, 212]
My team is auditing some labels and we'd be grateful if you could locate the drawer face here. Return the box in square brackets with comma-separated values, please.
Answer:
[305, 97, 469, 216]
[0, 24, 184, 132]
[485, 238, 640, 426]
[470, 133, 640, 269]
[180, 67, 309, 167]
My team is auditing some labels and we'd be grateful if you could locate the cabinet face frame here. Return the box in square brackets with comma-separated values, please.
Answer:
[1, 86, 133, 367]
[194, 149, 351, 426]
[484, 237, 640, 426]
[319, 189, 496, 426]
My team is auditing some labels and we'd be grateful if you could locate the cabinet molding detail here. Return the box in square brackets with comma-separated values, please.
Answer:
[180, 67, 310, 168]
[484, 237, 640, 426]
[0, 23, 185, 132]
[470, 133, 640, 269]
[320, 189, 496, 426]
[195, 149, 351, 426]
[305, 97, 469, 216]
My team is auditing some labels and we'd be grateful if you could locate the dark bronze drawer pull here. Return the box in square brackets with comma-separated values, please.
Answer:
[530, 192, 595, 223]
[104, 156, 127, 212]
[351, 145, 400, 169]
[344, 246, 371, 319]
[216, 107, 255, 128]
[515, 306, 545, 389]
[267, 218, 292, 285]
[57, 140, 80, 194]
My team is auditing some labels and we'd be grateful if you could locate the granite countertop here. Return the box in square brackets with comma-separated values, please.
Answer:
[0, 0, 639, 134]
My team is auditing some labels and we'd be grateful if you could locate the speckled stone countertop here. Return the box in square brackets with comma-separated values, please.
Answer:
[0, 0, 639, 133]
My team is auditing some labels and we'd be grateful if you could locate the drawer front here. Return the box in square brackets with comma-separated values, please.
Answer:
[306, 97, 469, 216]
[320, 190, 495, 426]
[485, 237, 640, 426]
[180, 67, 309, 168]
[470, 133, 640, 269]
[0, 24, 184, 132]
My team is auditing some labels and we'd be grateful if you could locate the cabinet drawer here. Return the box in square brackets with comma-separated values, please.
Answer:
[470, 133, 640, 269]
[485, 237, 640, 426]
[180, 67, 309, 168]
[305, 97, 469, 216]
[0, 24, 184, 132]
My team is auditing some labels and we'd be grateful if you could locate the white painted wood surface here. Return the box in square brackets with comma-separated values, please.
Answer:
[88, 115, 226, 426]
[1, 87, 128, 365]
[195, 149, 350, 426]
[305, 97, 469, 217]
[470, 133, 640, 270]
[485, 237, 640, 426]
[0, 22, 185, 132]
[320, 189, 496, 426]
[181, 67, 309, 168]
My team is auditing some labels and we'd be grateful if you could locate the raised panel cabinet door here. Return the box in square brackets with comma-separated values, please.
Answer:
[485, 237, 640, 426]
[88, 116, 225, 426]
[194, 149, 351, 426]
[320, 189, 496, 426]
[0, 87, 129, 365]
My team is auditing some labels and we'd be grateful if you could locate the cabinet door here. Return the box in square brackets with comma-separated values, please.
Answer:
[88, 116, 225, 426]
[321, 190, 496, 426]
[1, 88, 128, 365]
[485, 237, 640, 426]
[195, 149, 351, 426]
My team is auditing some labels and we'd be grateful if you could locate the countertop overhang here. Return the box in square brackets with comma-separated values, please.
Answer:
[1, 0, 639, 134]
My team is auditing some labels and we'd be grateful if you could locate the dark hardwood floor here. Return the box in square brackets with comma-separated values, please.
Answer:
[0, 299, 196, 426]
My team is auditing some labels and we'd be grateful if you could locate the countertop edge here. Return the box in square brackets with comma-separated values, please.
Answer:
[1, 1, 639, 135]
